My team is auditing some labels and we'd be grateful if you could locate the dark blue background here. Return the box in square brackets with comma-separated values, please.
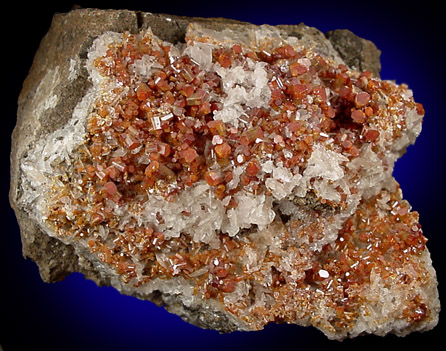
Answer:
[2, 1, 444, 350]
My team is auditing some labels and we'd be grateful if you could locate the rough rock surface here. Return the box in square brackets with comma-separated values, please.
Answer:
[10, 8, 439, 339]
[325, 29, 381, 75]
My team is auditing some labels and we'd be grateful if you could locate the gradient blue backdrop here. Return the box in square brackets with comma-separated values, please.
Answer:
[2, 1, 444, 350]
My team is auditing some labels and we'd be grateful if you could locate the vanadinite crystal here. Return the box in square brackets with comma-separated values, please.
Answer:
[11, 9, 439, 340]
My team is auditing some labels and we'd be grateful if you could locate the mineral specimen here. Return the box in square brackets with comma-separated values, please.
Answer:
[10, 8, 440, 340]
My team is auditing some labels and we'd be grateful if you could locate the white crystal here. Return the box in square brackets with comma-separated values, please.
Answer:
[183, 42, 215, 71]
[304, 144, 349, 182]
[130, 54, 163, 80]
[264, 163, 303, 200]
[213, 60, 271, 127]
[318, 269, 329, 278]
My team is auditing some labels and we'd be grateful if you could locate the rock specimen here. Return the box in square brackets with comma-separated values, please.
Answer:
[10, 8, 440, 339]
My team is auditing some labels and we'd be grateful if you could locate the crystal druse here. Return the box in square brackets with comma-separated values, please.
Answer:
[10, 8, 439, 339]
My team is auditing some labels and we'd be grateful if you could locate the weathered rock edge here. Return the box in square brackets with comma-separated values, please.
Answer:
[10, 8, 381, 332]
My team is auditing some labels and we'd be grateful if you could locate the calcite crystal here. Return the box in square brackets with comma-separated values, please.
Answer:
[10, 9, 440, 339]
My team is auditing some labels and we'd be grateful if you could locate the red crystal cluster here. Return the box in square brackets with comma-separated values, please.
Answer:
[244, 185, 432, 331]
[84, 32, 423, 206]
[43, 28, 435, 335]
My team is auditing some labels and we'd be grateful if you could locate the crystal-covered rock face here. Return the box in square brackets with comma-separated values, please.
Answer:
[12, 10, 439, 340]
